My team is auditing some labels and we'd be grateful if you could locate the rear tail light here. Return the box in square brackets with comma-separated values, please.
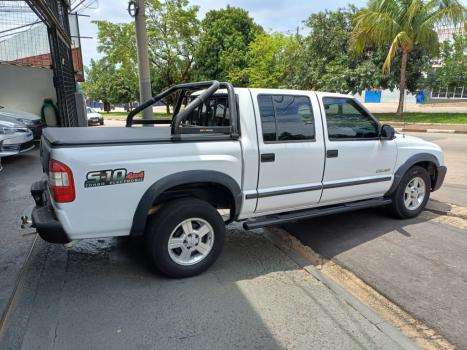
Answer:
[48, 159, 75, 203]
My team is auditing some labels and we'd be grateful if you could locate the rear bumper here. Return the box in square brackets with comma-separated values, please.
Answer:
[433, 165, 447, 192]
[31, 180, 70, 244]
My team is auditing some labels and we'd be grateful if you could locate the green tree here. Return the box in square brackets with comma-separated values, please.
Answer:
[240, 33, 303, 88]
[93, 21, 139, 106]
[299, 7, 396, 94]
[146, 0, 200, 111]
[81, 58, 117, 107]
[94, 21, 137, 67]
[351, 0, 466, 117]
[194, 6, 263, 86]
[82, 59, 138, 108]
[426, 34, 467, 90]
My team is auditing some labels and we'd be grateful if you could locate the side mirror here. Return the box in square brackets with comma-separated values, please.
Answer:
[380, 124, 395, 140]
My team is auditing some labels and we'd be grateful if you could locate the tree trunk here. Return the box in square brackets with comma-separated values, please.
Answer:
[166, 103, 170, 114]
[396, 49, 409, 118]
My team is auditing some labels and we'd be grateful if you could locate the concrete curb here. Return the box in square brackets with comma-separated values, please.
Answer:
[395, 128, 467, 134]
[426, 200, 467, 220]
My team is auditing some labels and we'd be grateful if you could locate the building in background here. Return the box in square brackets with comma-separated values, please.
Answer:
[0, 0, 90, 126]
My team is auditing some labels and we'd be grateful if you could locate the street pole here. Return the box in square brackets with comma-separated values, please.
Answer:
[134, 0, 153, 123]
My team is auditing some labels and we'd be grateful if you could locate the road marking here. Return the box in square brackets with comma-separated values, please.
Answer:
[264, 227, 454, 350]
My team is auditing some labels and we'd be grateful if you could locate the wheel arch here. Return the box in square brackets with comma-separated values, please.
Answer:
[130, 170, 242, 237]
[385, 153, 440, 196]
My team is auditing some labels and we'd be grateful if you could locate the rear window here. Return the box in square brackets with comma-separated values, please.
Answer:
[257, 95, 315, 142]
[183, 95, 231, 127]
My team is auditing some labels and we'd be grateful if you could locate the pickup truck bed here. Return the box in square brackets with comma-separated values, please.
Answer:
[43, 126, 172, 147]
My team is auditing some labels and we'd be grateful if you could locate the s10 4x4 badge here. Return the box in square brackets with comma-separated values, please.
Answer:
[84, 168, 144, 188]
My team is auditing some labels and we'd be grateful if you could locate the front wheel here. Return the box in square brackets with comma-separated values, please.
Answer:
[389, 166, 430, 219]
[145, 198, 225, 278]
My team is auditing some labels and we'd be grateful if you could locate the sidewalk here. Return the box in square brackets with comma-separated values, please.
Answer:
[389, 122, 467, 134]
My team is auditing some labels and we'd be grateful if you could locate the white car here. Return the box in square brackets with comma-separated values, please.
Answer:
[30, 81, 446, 278]
[0, 117, 34, 157]
[86, 107, 104, 126]
[0, 106, 43, 140]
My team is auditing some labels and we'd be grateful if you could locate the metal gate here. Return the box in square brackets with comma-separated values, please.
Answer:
[25, 0, 78, 126]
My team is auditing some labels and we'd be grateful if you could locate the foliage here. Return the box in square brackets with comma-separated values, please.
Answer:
[194, 6, 263, 86]
[146, 0, 200, 96]
[240, 33, 303, 88]
[83, 0, 465, 113]
[351, 0, 466, 115]
[89, 21, 139, 104]
[94, 21, 137, 66]
[295, 7, 393, 94]
[426, 34, 467, 89]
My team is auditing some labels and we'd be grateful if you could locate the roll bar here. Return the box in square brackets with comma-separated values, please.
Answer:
[126, 80, 238, 140]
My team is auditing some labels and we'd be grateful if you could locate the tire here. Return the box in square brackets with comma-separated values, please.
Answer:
[145, 198, 225, 278]
[389, 166, 431, 219]
[100, 119, 104, 125]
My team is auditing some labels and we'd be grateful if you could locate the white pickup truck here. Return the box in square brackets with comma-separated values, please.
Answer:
[30, 81, 446, 277]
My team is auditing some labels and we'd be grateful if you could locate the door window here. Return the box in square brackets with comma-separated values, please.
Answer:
[258, 95, 315, 142]
[323, 97, 379, 140]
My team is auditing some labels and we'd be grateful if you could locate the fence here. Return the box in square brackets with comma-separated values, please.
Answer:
[431, 87, 467, 100]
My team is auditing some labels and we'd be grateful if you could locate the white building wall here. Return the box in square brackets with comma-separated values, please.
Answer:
[0, 64, 56, 116]
[352, 89, 416, 104]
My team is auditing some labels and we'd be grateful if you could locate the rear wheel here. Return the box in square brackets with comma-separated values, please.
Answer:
[145, 198, 225, 278]
[389, 166, 430, 219]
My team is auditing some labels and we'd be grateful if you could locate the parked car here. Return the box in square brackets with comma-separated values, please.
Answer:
[0, 117, 34, 157]
[86, 107, 104, 126]
[0, 106, 43, 140]
[30, 81, 446, 278]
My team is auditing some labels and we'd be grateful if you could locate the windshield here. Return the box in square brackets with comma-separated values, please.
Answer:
[86, 107, 96, 113]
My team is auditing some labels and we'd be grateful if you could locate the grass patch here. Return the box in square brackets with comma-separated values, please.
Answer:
[374, 113, 467, 124]
[103, 111, 172, 119]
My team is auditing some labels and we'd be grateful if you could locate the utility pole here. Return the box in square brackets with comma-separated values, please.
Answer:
[129, 0, 153, 122]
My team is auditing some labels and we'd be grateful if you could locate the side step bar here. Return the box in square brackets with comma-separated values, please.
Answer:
[243, 198, 392, 230]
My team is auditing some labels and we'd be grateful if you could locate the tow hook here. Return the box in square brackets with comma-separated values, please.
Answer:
[20, 216, 37, 236]
[20, 215, 32, 229]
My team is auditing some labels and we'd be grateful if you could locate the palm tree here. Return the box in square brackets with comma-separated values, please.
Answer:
[351, 0, 466, 117]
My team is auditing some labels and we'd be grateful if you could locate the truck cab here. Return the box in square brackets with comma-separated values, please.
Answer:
[30, 81, 446, 278]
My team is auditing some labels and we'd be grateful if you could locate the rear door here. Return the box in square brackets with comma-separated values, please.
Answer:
[251, 90, 325, 214]
[319, 96, 397, 204]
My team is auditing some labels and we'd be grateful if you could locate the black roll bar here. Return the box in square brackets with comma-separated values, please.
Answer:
[125, 80, 238, 140]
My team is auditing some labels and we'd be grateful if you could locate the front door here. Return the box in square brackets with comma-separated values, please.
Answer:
[319, 96, 397, 204]
[251, 91, 325, 213]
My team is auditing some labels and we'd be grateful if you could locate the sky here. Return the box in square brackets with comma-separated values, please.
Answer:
[78, 0, 367, 66]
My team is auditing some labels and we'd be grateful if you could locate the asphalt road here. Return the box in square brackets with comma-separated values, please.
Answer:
[410, 132, 467, 207]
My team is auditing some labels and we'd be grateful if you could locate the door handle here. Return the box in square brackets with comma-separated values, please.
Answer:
[327, 150, 338, 158]
[261, 153, 275, 162]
